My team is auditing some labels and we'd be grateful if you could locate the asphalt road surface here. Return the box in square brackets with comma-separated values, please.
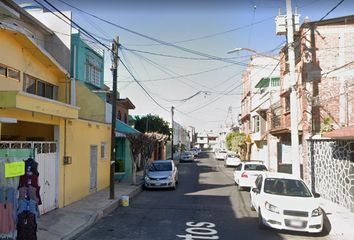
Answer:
[76, 152, 330, 240]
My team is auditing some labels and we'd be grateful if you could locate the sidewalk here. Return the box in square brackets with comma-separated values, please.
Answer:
[37, 180, 143, 240]
[319, 198, 354, 240]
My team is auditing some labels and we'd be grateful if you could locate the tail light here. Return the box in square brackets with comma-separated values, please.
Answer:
[241, 172, 248, 178]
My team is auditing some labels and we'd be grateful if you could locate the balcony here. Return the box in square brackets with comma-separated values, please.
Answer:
[0, 91, 79, 119]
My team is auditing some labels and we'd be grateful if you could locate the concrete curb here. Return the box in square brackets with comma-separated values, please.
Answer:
[65, 184, 143, 240]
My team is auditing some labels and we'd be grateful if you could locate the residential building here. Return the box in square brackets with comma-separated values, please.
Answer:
[207, 131, 219, 151]
[0, 1, 111, 212]
[196, 132, 208, 149]
[275, 15, 354, 212]
[240, 56, 280, 167]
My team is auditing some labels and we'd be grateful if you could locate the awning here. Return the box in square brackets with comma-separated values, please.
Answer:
[115, 119, 140, 136]
[255, 78, 270, 88]
[322, 125, 354, 139]
[255, 77, 280, 89]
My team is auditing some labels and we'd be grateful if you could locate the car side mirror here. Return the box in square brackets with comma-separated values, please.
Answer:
[252, 188, 260, 194]
[313, 192, 321, 198]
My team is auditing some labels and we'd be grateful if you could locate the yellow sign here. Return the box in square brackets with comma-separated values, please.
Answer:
[5, 161, 25, 178]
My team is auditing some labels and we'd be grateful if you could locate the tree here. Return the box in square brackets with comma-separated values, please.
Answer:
[134, 114, 171, 137]
[126, 132, 168, 185]
[126, 133, 153, 185]
[225, 131, 247, 160]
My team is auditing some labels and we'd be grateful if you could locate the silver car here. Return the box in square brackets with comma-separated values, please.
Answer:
[180, 151, 194, 162]
[144, 160, 178, 189]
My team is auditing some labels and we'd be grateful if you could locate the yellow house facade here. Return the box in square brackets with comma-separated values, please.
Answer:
[0, 13, 110, 210]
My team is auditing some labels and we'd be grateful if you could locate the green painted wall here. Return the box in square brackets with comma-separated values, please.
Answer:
[71, 33, 105, 101]
[115, 137, 132, 180]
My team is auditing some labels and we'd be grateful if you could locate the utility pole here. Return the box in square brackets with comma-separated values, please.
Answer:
[286, 0, 301, 178]
[110, 36, 119, 199]
[171, 106, 175, 160]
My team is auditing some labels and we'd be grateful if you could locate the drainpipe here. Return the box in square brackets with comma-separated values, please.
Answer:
[71, 45, 77, 106]
[63, 119, 67, 206]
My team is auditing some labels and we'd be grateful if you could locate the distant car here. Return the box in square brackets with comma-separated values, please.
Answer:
[215, 150, 227, 160]
[144, 160, 178, 189]
[233, 161, 268, 190]
[224, 153, 241, 167]
[180, 151, 194, 162]
[250, 172, 323, 233]
[190, 148, 199, 157]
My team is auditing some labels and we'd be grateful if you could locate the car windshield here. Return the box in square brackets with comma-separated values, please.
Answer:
[220, 151, 227, 154]
[264, 178, 312, 197]
[148, 162, 172, 172]
[228, 154, 237, 158]
[244, 164, 267, 171]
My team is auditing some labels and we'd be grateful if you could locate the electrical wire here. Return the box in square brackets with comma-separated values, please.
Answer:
[34, 0, 112, 54]
[119, 58, 170, 113]
[50, 0, 263, 66]
[120, 45, 250, 61]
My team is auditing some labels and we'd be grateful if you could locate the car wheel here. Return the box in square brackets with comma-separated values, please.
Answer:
[258, 209, 266, 230]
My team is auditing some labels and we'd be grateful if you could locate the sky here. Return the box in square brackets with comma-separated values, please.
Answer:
[16, 0, 354, 133]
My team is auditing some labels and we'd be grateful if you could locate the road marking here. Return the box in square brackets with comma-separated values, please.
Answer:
[177, 221, 219, 239]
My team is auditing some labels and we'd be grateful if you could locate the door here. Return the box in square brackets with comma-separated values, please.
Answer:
[35, 142, 58, 215]
[90, 145, 98, 191]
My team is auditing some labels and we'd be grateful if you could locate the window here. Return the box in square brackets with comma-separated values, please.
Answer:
[85, 58, 101, 87]
[117, 110, 121, 120]
[7, 68, 20, 80]
[253, 115, 260, 132]
[124, 113, 127, 124]
[23, 74, 58, 100]
[270, 77, 280, 87]
[0, 65, 6, 76]
[45, 84, 53, 99]
[0, 64, 20, 80]
[101, 142, 108, 159]
[23, 74, 36, 94]
[285, 95, 290, 112]
[37, 81, 45, 97]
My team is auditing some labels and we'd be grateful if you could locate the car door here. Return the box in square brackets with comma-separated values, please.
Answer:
[172, 162, 178, 181]
[251, 175, 263, 211]
[233, 164, 243, 183]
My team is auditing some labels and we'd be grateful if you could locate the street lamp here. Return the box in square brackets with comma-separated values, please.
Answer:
[227, 47, 279, 60]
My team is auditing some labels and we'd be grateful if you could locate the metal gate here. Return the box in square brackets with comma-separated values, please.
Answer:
[0, 141, 58, 215]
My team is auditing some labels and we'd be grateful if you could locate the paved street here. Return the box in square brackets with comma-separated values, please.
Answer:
[76, 153, 331, 240]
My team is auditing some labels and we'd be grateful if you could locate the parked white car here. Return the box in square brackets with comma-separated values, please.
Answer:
[224, 153, 241, 167]
[215, 149, 227, 160]
[250, 172, 323, 233]
[233, 161, 268, 190]
[144, 160, 178, 189]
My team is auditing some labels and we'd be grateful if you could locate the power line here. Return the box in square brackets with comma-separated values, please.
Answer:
[116, 64, 237, 83]
[120, 45, 250, 61]
[119, 58, 170, 113]
[34, 0, 112, 53]
[51, 0, 261, 65]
